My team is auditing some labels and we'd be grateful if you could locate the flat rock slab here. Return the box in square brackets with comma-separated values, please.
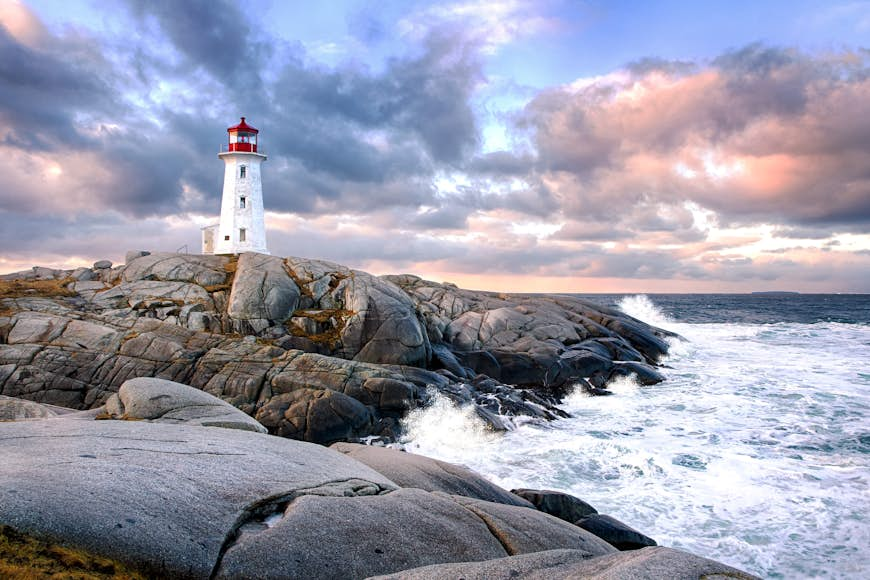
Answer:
[331, 443, 534, 508]
[122, 252, 228, 287]
[105, 376, 267, 433]
[0, 419, 397, 578]
[368, 546, 760, 579]
[0, 395, 60, 420]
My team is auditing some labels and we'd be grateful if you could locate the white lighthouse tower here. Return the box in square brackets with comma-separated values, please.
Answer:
[201, 117, 269, 255]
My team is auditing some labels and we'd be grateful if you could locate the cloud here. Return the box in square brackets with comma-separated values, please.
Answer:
[123, 0, 271, 92]
[398, 0, 561, 54]
[0, 1, 485, 223]
[0, 1, 868, 292]
[520, 45, 870, 228]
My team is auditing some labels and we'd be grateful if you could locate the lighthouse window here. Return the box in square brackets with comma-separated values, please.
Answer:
[239, 228, 246, 242]
[240, 196, 246, 208]
[240, 166, 247, 179]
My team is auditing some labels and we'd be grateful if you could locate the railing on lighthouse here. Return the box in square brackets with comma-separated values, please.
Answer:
[223, 117, 261, 153]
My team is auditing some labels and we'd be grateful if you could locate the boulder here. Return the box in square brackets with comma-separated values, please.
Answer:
[214, 488, 510, 579]
[93, 260, 112, 270]
[216, 488, 614, 579]
[72, 280, 109, 299]
[441, 493, 616, 557]
[256, 388, 376, 443]
[368, 546, 759, 579]
[285, 258, 431, 366]
[575, 514, 658, 551]
[511, 488, 598, 523]
[104, 377, 266, 433]
[331, 443, 534, 508]
[0, 419, 397, 579]
[122, 252, 228, 287]
[70, 267, 96, 281]
[228, 253, 300, 325]
[92, 280, 213, 310]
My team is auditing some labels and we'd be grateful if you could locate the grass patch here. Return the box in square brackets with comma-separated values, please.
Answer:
[0, 278, 77, 299]
[0, 524, 146, 579]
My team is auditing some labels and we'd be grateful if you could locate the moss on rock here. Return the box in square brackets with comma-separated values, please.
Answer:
[0, 525, 146, 579]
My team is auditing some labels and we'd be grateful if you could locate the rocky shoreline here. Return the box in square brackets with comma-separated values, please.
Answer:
[0, 252, 757, 578]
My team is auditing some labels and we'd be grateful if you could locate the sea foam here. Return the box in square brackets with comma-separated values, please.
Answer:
[399, 295, 870, 578]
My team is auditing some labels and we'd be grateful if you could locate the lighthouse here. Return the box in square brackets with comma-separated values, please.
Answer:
[201, 117, 269, 255]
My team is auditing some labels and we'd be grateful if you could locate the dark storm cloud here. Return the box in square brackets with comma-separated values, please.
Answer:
[123, 0, 270, 92]
[0, 26, 113, 150]
[265, 26, 481, 187]
[411, 203, 471, 230]
[466, 151, 535, 176]
[0, 3, 485, 222]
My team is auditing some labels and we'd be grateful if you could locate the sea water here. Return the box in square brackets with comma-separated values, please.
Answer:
[401, 294, 870, 579]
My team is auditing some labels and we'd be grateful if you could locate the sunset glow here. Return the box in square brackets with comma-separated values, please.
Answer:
[1, 0, 868, 292]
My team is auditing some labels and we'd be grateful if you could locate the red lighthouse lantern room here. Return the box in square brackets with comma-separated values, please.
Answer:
[226, 117, 259, 152]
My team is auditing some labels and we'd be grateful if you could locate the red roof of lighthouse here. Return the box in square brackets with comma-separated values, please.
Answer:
[227, 117, 258, 134]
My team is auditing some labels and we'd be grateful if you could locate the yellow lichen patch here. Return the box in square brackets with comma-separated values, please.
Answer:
[293, 308, 354, 323]
[0, 525, 147, 579]
[202, 283, 231, 293]
[286, 308, 354, 347]
[283, 265, 314, 298]
[0, 278, 77, 299]
[223, 256, 238, 275]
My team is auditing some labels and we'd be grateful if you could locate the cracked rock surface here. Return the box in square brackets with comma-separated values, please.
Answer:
[0, 419, 397, 578]
[1, 251, 676, 444]
[0, 414, 757, 579]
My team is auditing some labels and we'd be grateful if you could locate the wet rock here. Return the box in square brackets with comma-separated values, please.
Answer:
[441, 493, 616, 557]
[575, 514, 658, 551]
[511, 488, 598, 523]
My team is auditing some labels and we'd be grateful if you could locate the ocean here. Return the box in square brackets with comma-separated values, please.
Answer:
[400, 293, 870, 579]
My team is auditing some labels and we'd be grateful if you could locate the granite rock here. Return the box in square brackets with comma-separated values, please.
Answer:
[368, 546, 759, 579]
[0, 419, 397, 578]
[104, 376, 266, 433]
[331, 442, 535, 508]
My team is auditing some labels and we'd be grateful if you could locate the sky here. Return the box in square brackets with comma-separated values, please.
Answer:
[1, 0, 869, 293]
